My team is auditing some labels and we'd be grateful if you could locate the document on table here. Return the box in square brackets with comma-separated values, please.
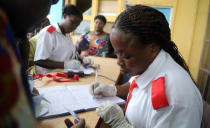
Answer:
[37, 85, 125, 119]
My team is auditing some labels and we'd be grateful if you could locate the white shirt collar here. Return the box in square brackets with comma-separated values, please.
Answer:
[54, 23, 62, 33]
[136, 49, 166, 89]
[54, 23, 69, 36]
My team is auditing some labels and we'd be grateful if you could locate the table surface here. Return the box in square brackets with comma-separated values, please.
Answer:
[35, 56, 120, 128]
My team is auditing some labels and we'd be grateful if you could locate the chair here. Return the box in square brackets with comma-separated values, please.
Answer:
[201, 100, 210, 128]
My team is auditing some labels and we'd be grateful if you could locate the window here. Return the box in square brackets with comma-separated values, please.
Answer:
[154, 7, 171, 25]
[48, 0, 64, 25]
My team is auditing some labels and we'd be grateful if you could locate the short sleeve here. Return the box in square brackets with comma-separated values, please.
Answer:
[34, 29, 55, 61]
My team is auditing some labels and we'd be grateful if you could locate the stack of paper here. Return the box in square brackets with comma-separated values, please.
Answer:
[37, 85, 125, 119]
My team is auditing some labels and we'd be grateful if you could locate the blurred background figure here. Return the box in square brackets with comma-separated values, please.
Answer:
[27, 17, 50, 75]
[0, 0, 58, 127]
[76, 15, 115, 58]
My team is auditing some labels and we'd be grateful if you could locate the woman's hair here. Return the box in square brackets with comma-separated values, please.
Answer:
[94, 15, 107, 24]
[113, 5, 191, 75]
[63, 4, 83, 20]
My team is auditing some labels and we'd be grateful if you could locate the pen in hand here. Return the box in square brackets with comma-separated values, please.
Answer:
[63, 105, 80, 121]
[94, 65, 100, 83]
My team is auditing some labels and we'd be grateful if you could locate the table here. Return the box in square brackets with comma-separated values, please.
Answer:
[35, 56, 120, 128]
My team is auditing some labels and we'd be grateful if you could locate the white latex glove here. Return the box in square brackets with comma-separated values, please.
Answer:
[64, 59, 81, 70]
[96, 101, 134, 128]
[90, 82, 117, 98]
[82, 57, 94, 66]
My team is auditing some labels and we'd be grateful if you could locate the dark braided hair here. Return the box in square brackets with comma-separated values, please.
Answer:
[113, 5, 191, 75]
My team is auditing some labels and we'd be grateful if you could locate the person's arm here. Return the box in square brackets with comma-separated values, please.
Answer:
[96, 101, 134, 128]
[34, 59, 64, 69]
[90, 81, 130, 99]
[76, 32, 90, 53]
[64, 118, 86, 128]
[116, 82, 130, 99]
[115, 72, 124, 85]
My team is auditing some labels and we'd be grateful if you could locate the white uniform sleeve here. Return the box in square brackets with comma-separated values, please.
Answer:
[34, 29, 55, 61]
[149, 104, 202, 128]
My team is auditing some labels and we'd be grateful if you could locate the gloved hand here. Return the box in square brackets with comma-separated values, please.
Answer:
[82, 57, 94, 66]
[64, 118, 85, 128]
[96, 101, 134, 128]
[90, 82, 117, 98]
[64, 59, 81, 70]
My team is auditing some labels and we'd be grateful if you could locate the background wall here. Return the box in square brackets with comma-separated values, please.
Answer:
[66, 0, 210, 81]
[125, 0, 210, 81]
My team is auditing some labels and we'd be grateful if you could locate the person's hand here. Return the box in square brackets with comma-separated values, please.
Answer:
[96, 101, 134, 128]
[90, 82, 117, 98]
[32, 87, 39, 96]
[78, 36, 89, 50]
[64, 59, 81, 70]
[64, 118, 86, 128]
[82, 57, 94, 66]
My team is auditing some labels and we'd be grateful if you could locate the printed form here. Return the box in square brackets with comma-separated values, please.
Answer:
[37, 85, 125, 119]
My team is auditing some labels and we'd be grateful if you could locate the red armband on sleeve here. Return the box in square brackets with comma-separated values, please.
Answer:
[151, 77, 169, 110]
[47, 25, 56, 34]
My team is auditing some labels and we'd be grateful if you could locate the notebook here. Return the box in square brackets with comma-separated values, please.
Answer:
[36, 85, 125, 120]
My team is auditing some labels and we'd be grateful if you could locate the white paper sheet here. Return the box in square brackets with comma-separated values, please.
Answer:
[37, 85, 125, 119]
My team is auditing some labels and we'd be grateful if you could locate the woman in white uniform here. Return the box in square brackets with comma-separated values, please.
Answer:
[34, 5, 83, 74]
[90, 5, 203, 128]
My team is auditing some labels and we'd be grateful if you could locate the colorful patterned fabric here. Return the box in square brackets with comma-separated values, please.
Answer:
[0, 8, 35, 128]
[78, 31, 110, 57]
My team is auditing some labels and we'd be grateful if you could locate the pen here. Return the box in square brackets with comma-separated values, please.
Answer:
[94, 65, 100, 83]
[95, 68, 98, 83]
[63, 105, 80, 121]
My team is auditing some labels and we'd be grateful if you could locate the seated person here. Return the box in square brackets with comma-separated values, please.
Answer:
[28, 17, 50, 74]
[76, 15, 113, 57]
[34, 5, 83, 74]
[90, 5, 203, 128]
